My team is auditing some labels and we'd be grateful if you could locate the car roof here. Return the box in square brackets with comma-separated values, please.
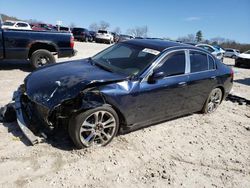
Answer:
[123, 39, 189, 51]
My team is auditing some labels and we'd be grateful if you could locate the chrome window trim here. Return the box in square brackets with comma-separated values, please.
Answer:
[140, 47, 217, 83]
[141, 49, 187, 82]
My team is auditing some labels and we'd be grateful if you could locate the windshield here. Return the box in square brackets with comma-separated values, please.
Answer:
[3, 22, 15, 26]
[92, 43, 160, 76]
[244, 50, 250, 54]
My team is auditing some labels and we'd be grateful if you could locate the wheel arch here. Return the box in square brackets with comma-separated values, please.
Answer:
[51, 89, 128, 129]
[28, 42, 58, 59]
[215, 85, 225, 102]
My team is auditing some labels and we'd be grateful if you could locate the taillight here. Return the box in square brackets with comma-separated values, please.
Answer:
[230, 68, 234, 81]
[70, 35, 74, 48]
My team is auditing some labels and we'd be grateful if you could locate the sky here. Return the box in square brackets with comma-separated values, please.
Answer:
[0, 0, 250, 43]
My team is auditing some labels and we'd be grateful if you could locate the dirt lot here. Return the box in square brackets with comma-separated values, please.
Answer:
[0, 42, 249, 188]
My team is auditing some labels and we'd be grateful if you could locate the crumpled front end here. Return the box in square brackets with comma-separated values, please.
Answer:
[12, 83, 114, 145]
[13, 85, 51, 145]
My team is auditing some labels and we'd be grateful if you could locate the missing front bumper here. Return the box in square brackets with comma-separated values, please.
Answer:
[13, 89, 44, 145]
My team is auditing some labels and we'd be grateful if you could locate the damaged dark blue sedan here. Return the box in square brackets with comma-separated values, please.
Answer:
[13, 39, 233, 148]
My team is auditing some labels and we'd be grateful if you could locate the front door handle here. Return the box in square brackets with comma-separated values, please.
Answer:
[178, 82, 187, 87]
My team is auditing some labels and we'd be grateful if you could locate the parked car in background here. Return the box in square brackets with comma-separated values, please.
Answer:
[224, 48, 240, 58]
[118, 34, 134, 42]
[95, 30, 114, 44]
[53, 25, 71, 33]
[72, 27, 92, 42]
[213, 45, 225, 55]
[111, 32, 120, 43]
[235, 50, 250, 67]
[10, 39, 233, 148]
[0, 27, 76, 69]
[196, 44, 224, 60]
[2, 20, 32, 30]
[30, 23, 56, 31]
[89, 31, 96, 41]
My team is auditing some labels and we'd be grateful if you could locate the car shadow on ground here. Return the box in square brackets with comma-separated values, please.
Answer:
[234, 78, 250, 86]
[0, 60, 32, 72]
[1, 120, 75, 150]
[1, 114, 193, 151]
[1, 121, 31, 146]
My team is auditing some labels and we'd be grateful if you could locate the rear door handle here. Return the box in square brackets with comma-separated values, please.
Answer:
[210, 76, 216, 80]
[178, 82, 187, 87]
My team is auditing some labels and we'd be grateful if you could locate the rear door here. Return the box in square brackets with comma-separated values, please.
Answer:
[0, 29, 3, 59]
[186, 50, 218, 112]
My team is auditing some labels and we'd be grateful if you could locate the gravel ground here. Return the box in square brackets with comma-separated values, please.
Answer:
[0, 42, 249, 188]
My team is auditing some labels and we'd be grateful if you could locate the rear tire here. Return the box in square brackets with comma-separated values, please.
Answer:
[69, 106, 119, 149]
[30, 49, 55, 69]
[202, 88, 223, 114]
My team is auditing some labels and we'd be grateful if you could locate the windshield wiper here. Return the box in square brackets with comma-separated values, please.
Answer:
[94, 62, 114, 73]
[88, 57, 94, 65]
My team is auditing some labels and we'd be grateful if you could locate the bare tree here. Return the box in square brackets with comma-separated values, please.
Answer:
[127, 26, 148, 37]
[113, 27, 121, 34]
[177, 34, 196, 43]
[89, 22, 99, 31]
[210, 37, 226, 45]
[99, 21, 110, 30]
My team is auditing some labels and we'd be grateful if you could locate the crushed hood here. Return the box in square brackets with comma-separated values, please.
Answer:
[25, 59, 127, 109]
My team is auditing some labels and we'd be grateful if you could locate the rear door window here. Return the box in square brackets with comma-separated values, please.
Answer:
[190, 51, 209, 73]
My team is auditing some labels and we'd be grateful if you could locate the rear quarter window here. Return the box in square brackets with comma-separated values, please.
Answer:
[208, 56, 216, 70]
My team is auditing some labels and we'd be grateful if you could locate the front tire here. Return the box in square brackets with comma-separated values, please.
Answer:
[30, 49, 55, 69]
[69, 106, 119, 149]
[202, 88, 223, 114]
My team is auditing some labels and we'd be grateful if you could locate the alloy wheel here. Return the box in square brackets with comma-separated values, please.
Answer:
[207, 88, 222, 113]
[79, 110, 117, 147]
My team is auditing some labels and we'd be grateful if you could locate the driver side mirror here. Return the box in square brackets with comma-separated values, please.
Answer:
[148, 70, 165, 84]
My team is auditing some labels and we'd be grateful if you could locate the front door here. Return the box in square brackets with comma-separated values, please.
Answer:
[131, 50, 190, 125]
